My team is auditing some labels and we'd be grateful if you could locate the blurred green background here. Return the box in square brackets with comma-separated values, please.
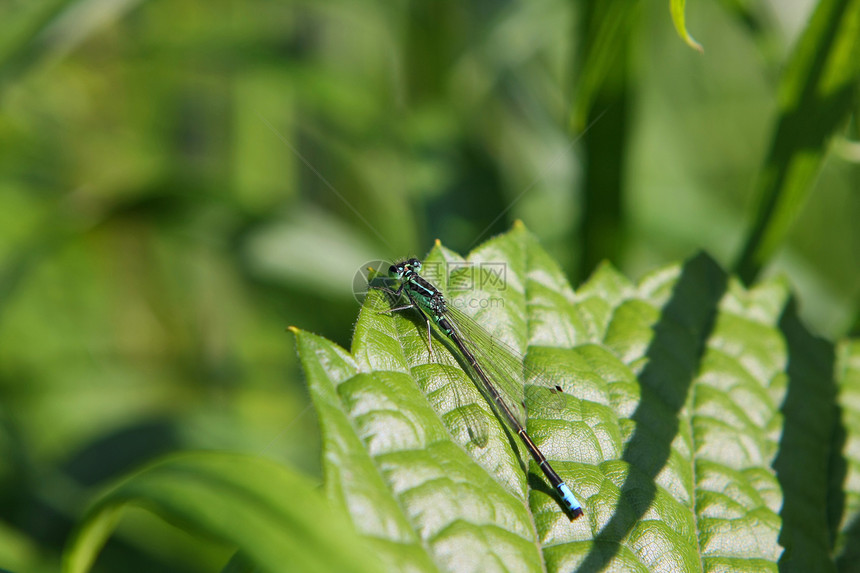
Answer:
[0, 0, 857, 571]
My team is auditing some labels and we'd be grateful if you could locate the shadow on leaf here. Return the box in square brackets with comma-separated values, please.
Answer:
[577, 253, 728, 571]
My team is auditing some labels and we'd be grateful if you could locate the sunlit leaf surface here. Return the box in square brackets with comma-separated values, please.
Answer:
[294, 224, 848, 572]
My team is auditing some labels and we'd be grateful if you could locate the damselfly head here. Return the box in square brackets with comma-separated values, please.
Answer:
[389, 259, 422, 279]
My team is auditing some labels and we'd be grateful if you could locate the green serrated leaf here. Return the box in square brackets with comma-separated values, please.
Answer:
[295, 223, 844, 572]
[771, 300, 838, 573]
[62, 451, 380, 573]
[834, 340, 860, 570]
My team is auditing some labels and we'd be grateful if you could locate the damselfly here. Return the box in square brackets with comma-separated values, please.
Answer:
[374, 258, 584, 519]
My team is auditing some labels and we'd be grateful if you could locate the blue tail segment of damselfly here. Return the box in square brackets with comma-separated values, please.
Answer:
[375, 258, 584, 519]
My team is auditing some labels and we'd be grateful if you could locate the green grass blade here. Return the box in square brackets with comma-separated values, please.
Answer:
[62, 452, 380, 573]
[570, 0, 637, 132]
[572, 1, 635, 279]
[735, 0, 860, 283]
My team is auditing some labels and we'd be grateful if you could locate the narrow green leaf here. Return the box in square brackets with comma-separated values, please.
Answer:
[670, 0, 704, 52]
[570, 0, 636, 131]
[735, 0, 860, 283]
[572, 1, 635, 278]
[294, 223, 841, 571]
[62, 452, 380, 573]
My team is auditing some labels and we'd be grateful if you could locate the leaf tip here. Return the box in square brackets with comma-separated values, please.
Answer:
[670, 0, 704, 53]
[688, 37, 704, 53]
